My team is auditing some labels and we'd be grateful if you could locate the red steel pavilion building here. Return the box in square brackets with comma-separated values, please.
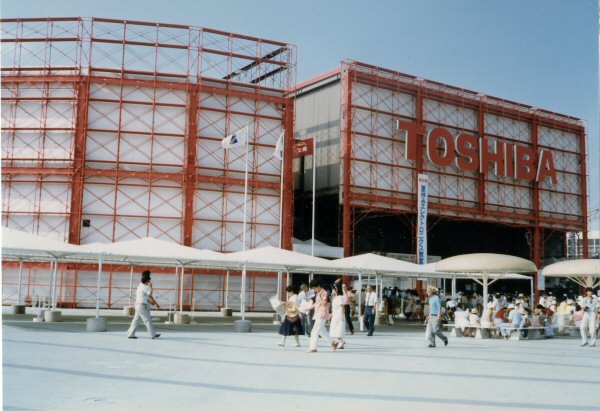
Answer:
[1, 18, 589, 309]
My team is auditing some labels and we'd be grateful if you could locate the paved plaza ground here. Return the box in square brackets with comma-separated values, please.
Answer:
[2, 308, 599, 411]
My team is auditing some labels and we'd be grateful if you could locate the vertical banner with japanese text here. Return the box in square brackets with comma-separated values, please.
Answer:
[417, 174, 429, 265]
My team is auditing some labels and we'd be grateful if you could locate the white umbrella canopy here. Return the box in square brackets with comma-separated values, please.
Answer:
[2, 227, 88, 259]
[542, 259, 600, 288]
[436, 253, 537, 273]
[224, 246, 334, 273]
[435, 253, 537, 304]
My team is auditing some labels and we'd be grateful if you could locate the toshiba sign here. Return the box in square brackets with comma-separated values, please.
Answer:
[399, 121, 557, 185]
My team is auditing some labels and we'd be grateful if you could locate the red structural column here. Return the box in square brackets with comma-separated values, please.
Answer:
[68, 75, 90, 245]
[282, 96, 295, 250]
[580, 126, 589, 258]
[342, 70, 354, 257]
[182, 84, 199, 247]
[478, 102, 486, 215]
[531, 115, 541, 299]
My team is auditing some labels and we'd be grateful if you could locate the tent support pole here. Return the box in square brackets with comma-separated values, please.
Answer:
[277, 271, 282, 301]
[482, 271, 489, 306]
[358, 271, 363, 332]
[530, 276, 534, 308]
[51, 258, 59, 310]
[180, 265, 185, 313]
[452, 274, 456, 300]
[241, 263, 247, 320]
[17, 259, 23, 305]
[95, 254, 103, 319]
[128, 265, 134, 306]
[225, 269, 230, 308]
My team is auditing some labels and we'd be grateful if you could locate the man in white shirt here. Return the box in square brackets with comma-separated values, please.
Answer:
[364, 285, 377, 336]
[127, 270, 161, 339]
[580, 288, 598, 347]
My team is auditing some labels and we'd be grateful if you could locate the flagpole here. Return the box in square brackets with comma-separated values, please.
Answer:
[241, 125, 250, 321]
[277, 132, 284, 302]
[311, 137, 316, 257]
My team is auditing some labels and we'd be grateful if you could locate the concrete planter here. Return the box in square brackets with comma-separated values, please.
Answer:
[174, 312, 190, 324]
[44, 310, 62, 322]
[220, 307, 233, 317]
[86, 317, 107, 332]
[234, 319, 252, 333]
[11, 304, 26, 315]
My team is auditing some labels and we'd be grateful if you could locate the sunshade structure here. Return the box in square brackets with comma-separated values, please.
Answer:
[88, 238, 231, 316]
[2, 227, 88, 260]
[221, 246, 335, 320]
[419, 270, 534, 301]
[542, 259, 600, 288]
[2, 228, 91, 310]
[293, 238, 344, 259]
[327, 253, 435, 330]
[433, 253, 537, 304]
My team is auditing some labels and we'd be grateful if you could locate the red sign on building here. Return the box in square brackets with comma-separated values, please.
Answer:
[294, 138, 314, 158]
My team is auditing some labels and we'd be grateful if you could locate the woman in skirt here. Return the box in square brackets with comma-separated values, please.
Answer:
[277, 285, 304, 347]
[330, 281, 347, 349]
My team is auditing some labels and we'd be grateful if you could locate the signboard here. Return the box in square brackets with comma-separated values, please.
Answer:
[294, 138, 314, 158]
[416, 173, 428, 265]
[537, 270, 545, 290]
[398, 121, 557, 185]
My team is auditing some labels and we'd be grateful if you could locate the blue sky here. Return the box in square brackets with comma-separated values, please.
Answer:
[3, 0, 599, 230]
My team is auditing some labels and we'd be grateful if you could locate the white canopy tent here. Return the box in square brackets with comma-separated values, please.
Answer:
[541, 259, 600, 289]
[88, 238, 231, 316]
[2, 228, 92, 310]
[222, 246, 336, 319]
[327, 253, 436, 330]
[293, 238, 344, 259]
[419, 270, 534, 302]
[433, 253, 537, 305]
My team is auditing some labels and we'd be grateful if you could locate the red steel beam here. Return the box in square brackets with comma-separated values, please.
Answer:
[342, 70, 353, 257]
[580, 127, 589, 258]
[68, 76, 89, 245]
[183, 85, 199, 246]
[282, 96, 295, 250]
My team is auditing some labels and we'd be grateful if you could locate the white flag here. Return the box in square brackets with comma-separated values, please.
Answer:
[273, 131, 284, 160]
[221, 125, 248, 149]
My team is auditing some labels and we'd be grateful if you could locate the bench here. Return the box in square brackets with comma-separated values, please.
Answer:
[504, 326, 545, 340]
[443, 324, 495, 339]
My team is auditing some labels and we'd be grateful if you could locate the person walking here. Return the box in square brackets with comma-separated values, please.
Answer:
[330, 282, 347, 349]
[277, 286, 304, 347]
[342, 282, 355, 335]
[127, 270, 161, 339]
[364, 285, 377, 336]
[306, 279, 338, 353]
[426, 286, 448, 348]
[580, 288, 598, 347]
[298, 283, 313, 337]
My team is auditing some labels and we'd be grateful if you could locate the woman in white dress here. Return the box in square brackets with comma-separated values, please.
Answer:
[330, 282, 347, 349]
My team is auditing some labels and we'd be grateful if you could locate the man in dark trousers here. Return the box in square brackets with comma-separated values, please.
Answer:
[127, 270, 161, 339]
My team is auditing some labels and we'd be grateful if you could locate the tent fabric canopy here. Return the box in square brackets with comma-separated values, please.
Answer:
[541, 259, 600, 288]
[88, 237, 229, 267]
[1, 227, 88, 259]
[327, 253, 434, 276]
[419, 271, 532, 281]
[435, 253, 537, 273]
[541, 259, 600, 278]
[224, 246, 334, 273]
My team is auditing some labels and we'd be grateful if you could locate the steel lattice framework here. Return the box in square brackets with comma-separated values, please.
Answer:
[339, 61, 588, 269]
[1, 17, 296, 310]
